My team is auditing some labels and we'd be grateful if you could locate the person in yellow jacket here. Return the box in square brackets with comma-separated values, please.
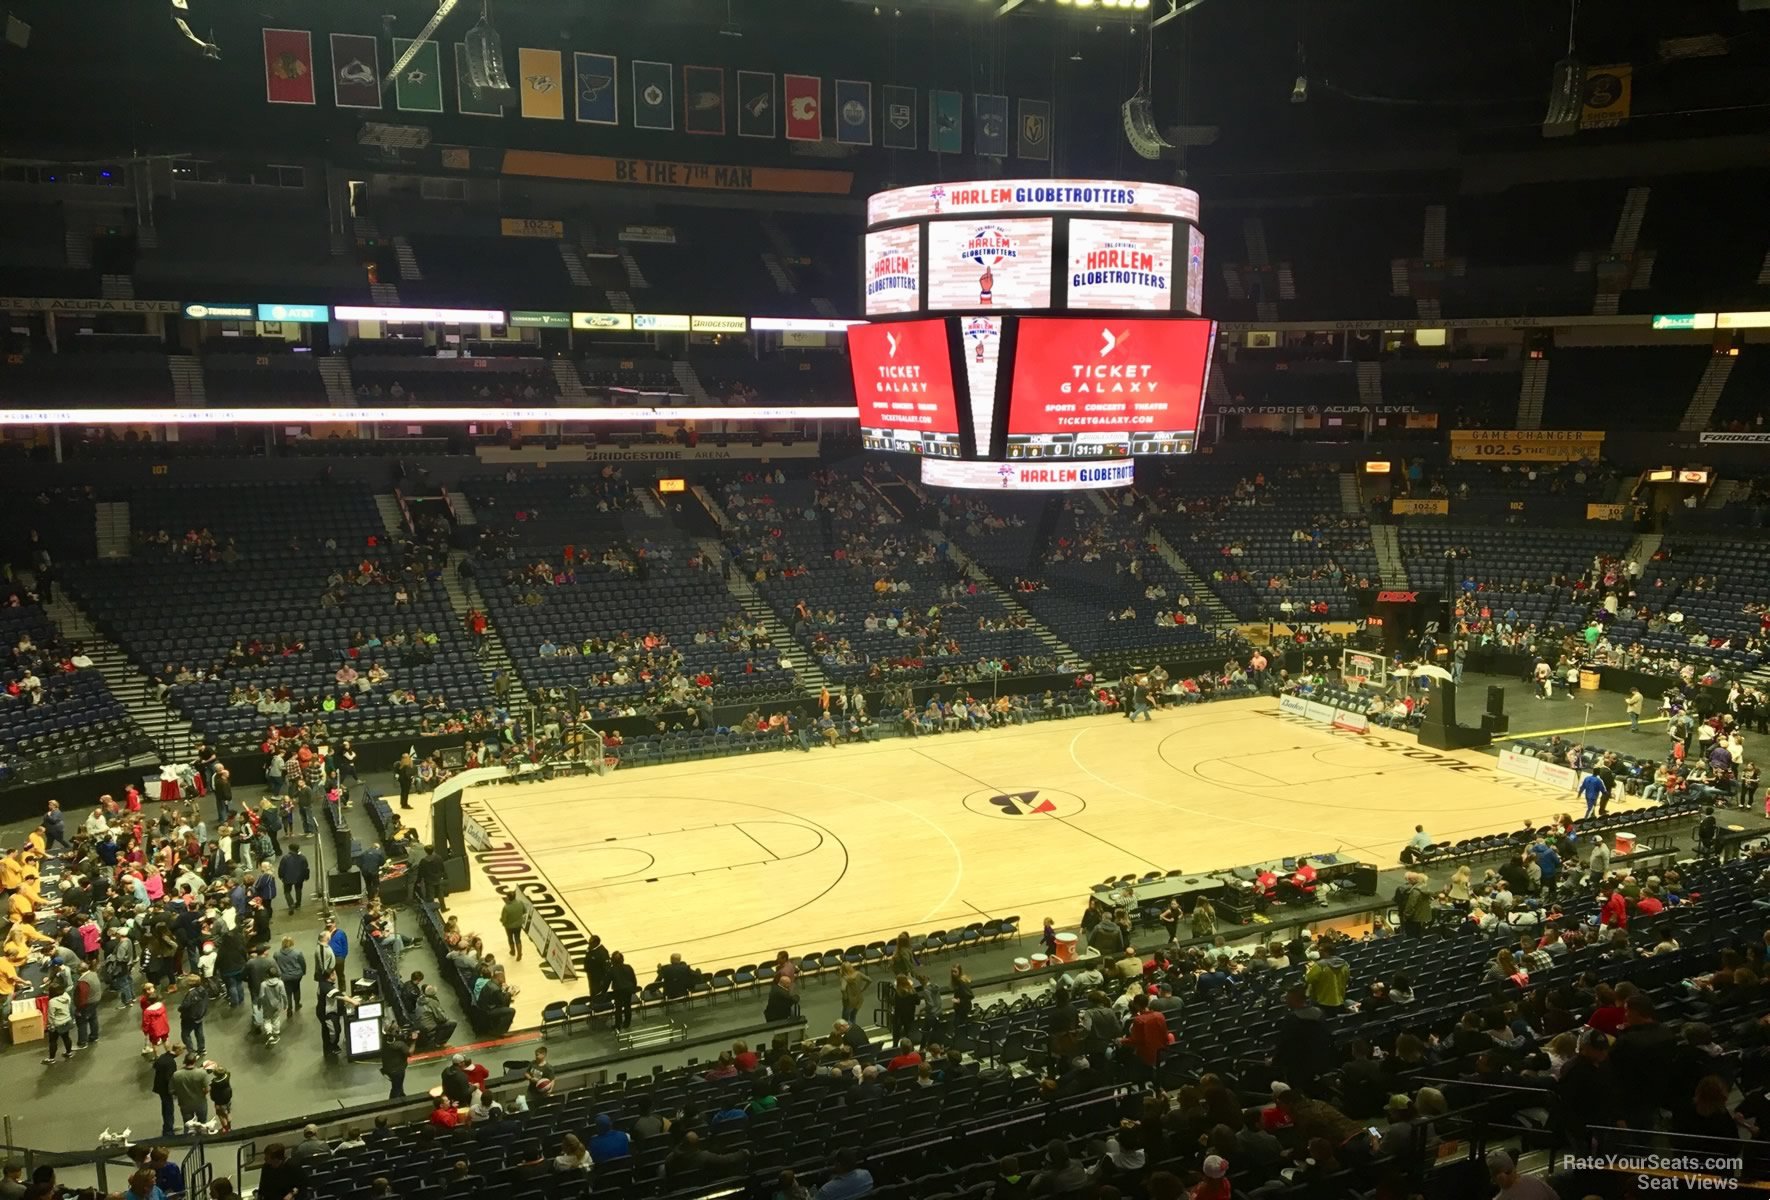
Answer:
[0, 954, 19, 998]
[0, 847, 37, 892]
[1304, 954, 1350, 1012]
[4, 915, 55, 963]
[7, 877, 45, 923]
[23, 829, 47, 862]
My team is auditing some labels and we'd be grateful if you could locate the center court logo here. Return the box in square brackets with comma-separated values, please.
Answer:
[962, 786, 1087, 819]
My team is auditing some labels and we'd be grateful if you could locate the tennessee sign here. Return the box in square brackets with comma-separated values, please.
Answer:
[863, 227, 921, 317]
[1067, 218, 1173, 312]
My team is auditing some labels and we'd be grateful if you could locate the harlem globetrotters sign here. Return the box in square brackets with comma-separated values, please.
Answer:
[863, 226, 921, 316]
[926, 217, 1052, 309]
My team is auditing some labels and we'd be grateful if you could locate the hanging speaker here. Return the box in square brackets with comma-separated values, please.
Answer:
[1121, 95, 1173, 161]
[1542, 56, 1583, 138]
[464, 15, 513, 103]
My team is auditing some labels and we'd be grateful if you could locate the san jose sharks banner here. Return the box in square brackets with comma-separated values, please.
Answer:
[1017, 98, 1051, 160]
[737, 70, 775, 138]
[574, 53, 617, 125]
[684, 65, 725, 135]
[262, 28, 316, 106]
[882, 84, 916, 149]
[329, 33, 381, 109]
[519, 48, 565, 119]
[974, 93, 1009, 157]
[392, 38, 443, 113]
[633, 60, 674, 130]
[454, 42, 501, 116]
[835, 79, 872, 146]
[931, 89, 962, 154]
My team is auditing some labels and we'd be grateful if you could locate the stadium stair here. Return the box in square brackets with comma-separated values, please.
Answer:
[1678, 353, 1737, 432]
[63, 226, 92, 269]
[1356, 361, 1382, 404]
[810, 296, 840, 318]
[691, 484, 731, 528]
[550, 360, 590, 403]
[697, 536, 827, 697]
[373, 494, 407, 536]
[445, 550, 527, 712]
[761, 251, 797, 295]
[100, 273, 134, 301]
[928, 532, 1086, 670]
[636, 488, 666, 519]
[1388, 257, 1411, 299]
[619, 250, 649, 290]
[46, 589, 200, 762]
[168, 355, 205, 406]
[94, 501, 131, 560]
[1421, 203, 1447, 262]
[555, 242, 593, 288]
[1372, 524, 1409, 589]
[670, 359, 709, 403]
[1515, 358, 1549, 429]
[1759, 247, 1770, 287]
[317, 357, 355, 406]
[1705, 479, 1742, 510]
[1624, 531, 1662, 567]
[1338, 471, 1363, 515]
[605, 288, 635, 313]
[448, 492, 478, 527]
[369, 281, 401, 306]
[392, 236, 423, 282]
[1141, 524, 1238, 626]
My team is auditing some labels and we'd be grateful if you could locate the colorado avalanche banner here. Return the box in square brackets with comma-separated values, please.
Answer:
[330, 33, 381, 109]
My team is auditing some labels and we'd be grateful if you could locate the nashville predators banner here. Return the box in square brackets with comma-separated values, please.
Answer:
[519, 48, 566, 120]
[1580, 64, 1631, 130]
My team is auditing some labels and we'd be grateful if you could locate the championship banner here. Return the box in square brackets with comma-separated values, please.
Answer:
[785, 74, 823, 141]
[391, 38, 443, 113]
[329, 33, 381, 109]
[518, 48, 566, 120]
[632, 60, 674, 130]
[574, 53, 618, 125]
[1586, 503, 1628, 521]
[1392, 498, 1449, 515]
[882, 84, 917, 149]
[931, 90, 963, 154]
[1449, 429, 1606, 462]
[737, 70, 775, 138]
[975, 94, 1009, 158]
[503, 149, 853, 196]
[262, 29, 316, 106]
[1580, 64, 1631, 130]
[455, 43, 502, 116]
[1017, 99, 1051, 160]
[683, 65, 725, 135]
[835, 79, 873, 146]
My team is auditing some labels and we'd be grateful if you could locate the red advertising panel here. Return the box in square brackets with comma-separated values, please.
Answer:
[1006, 317, 1212, 457]
[847, 318, 962, 456]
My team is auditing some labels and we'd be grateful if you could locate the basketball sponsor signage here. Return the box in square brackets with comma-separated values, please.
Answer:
[1065, 219, 1173, 311]
[863, 226, 921, 316]
[868, 179, 1200, 226]
[926, 218, 1052, 310]
[920, 458, 1135, 492]
[1007, 317, 1211, 437]
[846, 319, 960, 439]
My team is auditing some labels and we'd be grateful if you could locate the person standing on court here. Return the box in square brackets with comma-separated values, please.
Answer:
[608, 951, 638, 1030]
[42, 800, 69, 852]
[582, 934, 610, 998]
[278, 843, 310, 913]
[1579, 770, 1610, 820]
[396, 754, 417, 811]
[380, 1024, 416, 1099]
[1626, 688, 1644, 733]
[151, 1041, 181, 1137]
[499, 891, 525, 961]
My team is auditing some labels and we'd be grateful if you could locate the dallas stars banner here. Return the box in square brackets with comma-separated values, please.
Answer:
[392, 38, 443, 113]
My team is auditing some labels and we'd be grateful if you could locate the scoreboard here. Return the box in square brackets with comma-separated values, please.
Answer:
[852, 178, 1214, 488]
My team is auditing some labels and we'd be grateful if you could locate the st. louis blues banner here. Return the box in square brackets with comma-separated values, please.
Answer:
[574, 53, 618, 125]
[882, 84, 916, 149]
[974, 94, 1009, 157]
[835, 79, 873, 146]
[632, 60, 674, 130]
[737, 70, 775, 138]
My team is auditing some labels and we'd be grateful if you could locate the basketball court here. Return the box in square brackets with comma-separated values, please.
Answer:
[444, 695, 1618, 1015]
